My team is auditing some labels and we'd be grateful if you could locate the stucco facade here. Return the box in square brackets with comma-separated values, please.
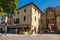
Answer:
[31, 5, 41, 33]
[7, 2, 42, 34]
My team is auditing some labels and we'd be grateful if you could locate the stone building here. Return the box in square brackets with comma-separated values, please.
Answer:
[42, 6, 60, 33]
[1, 2, 60, 34]
[7, 2, 42, 34]
[55, 6, 60, 33]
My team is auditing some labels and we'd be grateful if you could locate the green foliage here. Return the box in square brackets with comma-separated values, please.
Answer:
[0, 12, 4, 16]
[0, 0, 17, 14]
[0, 7, 3, 12]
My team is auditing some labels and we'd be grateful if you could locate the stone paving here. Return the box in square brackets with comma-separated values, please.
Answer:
[0, 34, 60, 40]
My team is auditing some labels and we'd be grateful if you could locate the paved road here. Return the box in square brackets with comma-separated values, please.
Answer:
[0, 34, 60, 40]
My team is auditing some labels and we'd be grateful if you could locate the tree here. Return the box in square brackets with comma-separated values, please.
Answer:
[0, 0, 17, 16]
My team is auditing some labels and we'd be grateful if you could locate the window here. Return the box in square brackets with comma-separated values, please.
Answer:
[24, 16, 26, 21]
[35, 8, 36, 12]
[18, 12, 19, 15]
[38, 11, 39, 15]
[35, 16, 36, 21]
[15, 18, 19, 24]
[24, 9, 26, 12]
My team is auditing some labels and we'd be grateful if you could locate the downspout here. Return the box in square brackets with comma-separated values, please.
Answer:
[46, 11, 48, 32]
[54, 7, 57, 32]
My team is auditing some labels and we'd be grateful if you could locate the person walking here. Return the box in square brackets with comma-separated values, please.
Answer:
[2, 24, 7, 35]
[3, 15, 8, 35]
[2, 25, 4, 34]
[4, 24, 7, 35]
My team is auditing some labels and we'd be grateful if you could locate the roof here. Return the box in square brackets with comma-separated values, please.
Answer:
[55, 6, 60, 8]
[17, 2, 42, 13]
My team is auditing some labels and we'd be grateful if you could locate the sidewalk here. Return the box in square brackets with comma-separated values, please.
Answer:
[0, 33, 40, 37]
[0, 33, 23, 36]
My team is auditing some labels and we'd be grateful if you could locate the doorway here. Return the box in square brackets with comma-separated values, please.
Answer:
[47, 20, 55, 32]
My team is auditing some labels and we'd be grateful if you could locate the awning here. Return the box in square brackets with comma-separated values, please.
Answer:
[7, 24, 28, 28]
[0, 24, 28, 28]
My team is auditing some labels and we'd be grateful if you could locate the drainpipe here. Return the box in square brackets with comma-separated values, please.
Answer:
[46, 11, 48, 32]
[54, 7, 57, 32]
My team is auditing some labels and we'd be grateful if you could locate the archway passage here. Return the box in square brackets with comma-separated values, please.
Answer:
[47, 20, 55, 32]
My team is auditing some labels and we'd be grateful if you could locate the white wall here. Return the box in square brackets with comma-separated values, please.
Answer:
[31, 5, 41, 33]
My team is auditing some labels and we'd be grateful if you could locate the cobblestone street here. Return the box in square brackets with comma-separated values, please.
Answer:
[0, 34, 60, 40]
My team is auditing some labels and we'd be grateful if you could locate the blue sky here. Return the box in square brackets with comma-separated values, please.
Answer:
[17, 0, 60, 12]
